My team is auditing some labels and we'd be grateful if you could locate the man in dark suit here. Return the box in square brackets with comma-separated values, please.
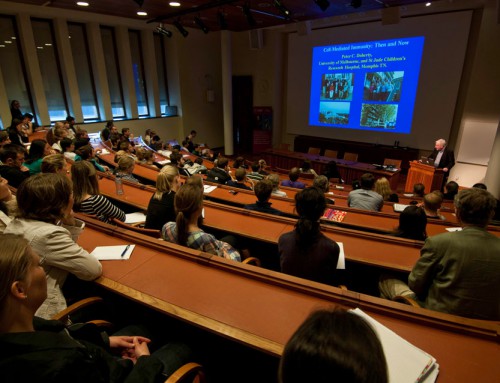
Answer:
[429, 138, 455, 173]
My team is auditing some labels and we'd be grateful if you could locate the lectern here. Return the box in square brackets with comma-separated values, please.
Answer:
[405, 161, 445, 193]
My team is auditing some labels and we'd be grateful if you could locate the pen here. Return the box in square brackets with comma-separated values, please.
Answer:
[121, 244, 130, 258]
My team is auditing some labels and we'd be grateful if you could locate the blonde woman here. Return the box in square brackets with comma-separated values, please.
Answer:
[374, 177, 399, 202]
[145, 165, 180, 230]
[114, 156, 139, 184]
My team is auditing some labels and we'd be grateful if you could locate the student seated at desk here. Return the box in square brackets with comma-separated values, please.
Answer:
[114, 156, 140, 184]
[279, 187, 339, 285]
[23, 139, 54, 176]
[75, 145, 109, 173]
[281, 167, 305, 189]
[205, 157, 231, 185]
[422, 192, 445, 220]
[244, 180, 284, 216]
[3, 174, 102, 319]
[393, 205, 427, 241]
[347, 173, 383, 212]
[226, 168, 252, 191]
[162, 183, 241, 262]
[279, 309, 388, 383]
[41, 154, 68, 175]
[374, 177, 398, 203]
[71, 161, 126, 224]
[380, 188, 500, 320]
[268, 173, 287, 197]
[170, 152, 191, 177]
[246, 161, 264, 181]
[0, 234, 192, 382]
[145, 165, 180, 230]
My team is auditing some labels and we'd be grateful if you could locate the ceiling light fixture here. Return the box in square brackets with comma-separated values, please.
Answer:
[76, 2, 89, 6]
[273, 0, 291, 19]
[174, 20, 189, 37]
[155, 23, 172, 37]
[169, 2, 181, 6]
[137, 10, 148, 16]
[425, 2, 431, 6]
[194, 16, 209, 34]
[314, 0, 330, 12]
[243, 4, 257, 27]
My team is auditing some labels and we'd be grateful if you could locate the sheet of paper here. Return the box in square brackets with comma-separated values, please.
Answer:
[203, 185, 217, 194]
[91, 245, 135, 260]
[393, 203, 410, 212]
[445, 227, 462, 232]
[350, 308, 437, 383]
[336, 242, 345, 269]
[125, 212, 147, 224]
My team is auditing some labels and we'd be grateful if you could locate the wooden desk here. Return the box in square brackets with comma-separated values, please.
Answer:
[77, 217, 500, 383]
[263, 149, 401, 190]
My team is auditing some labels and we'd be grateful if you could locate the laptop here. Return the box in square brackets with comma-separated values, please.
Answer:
[420, 156, 435, 166]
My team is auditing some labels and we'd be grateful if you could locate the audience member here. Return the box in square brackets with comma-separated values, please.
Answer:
[374, 177, 398, 203]
[184, 130, 197, 152]
[115, 156, 140, 184]
[279, 309, 388, 383]
[232, 156, 248, 169]
[313, 175, 334, 204]
[51, 123, 69, 152]
[4, 173, 102, 318]
[22, 139, 53, 176]
[0, 233, 192, 382]
[227, 168, 252, 190]
[0, 144, 29, 188]
[279, 187, 339, 284]
[8, 118, 29, 147]
[299, 159, 318, 177]
[245, 161, 263, 181]
[393, 205, 427, 241]
[206, 157, 231, 184]
[9, 99, 23, 125]
[60, 137, 76, 161]
[162, 183, 241, 261]
[0, 131, 12, 150]
[169, 152, 190, 177]
[281, 167, 305, 189]
[183, 157, 207, 175]
[268, 173, 287, 197]
[101, 120, 115, 141]
[75, 144, 109, 172]
[65, 115, 78, 136]
[472, 182, 487, 190]
[443, 180, 459, 200]
[244, 180, 283, 216]
[347, 173, 383, 211]
[258, 159, 269, 176]
[145, 166, 180, 230]
[422, 192, 445, 220]
[412, 183, 425, 197]
[380, 188, 500, 320]
[322, 160, 343, 183]
[71, 161, 126, 224]
[41, 154, 67, 174]
[136, 147, 157, 168]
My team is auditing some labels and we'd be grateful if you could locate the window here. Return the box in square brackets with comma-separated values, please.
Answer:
[100, 26, 125, 119]
[32, 18, 69, 122]
[0, 15, 36, 127]
[68, 23, 99, 121]
[129, 30, 149, 117]
[154, 34, 170, 115]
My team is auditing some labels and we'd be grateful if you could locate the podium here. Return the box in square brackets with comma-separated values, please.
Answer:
[405, 161, 445, 193]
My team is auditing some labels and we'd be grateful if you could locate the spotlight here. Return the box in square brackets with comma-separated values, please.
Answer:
[174, 20, 189, 37]
[351, 0, 362, 8]
[194, 17, 209, 34]
[274, 0, 291, 19]
[314, 0, 330, 12]
[242, 4, 257, 27]
[218, 10, 228, 30]
[155, 23, 172, 37]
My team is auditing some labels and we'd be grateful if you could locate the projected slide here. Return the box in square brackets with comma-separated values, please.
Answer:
[309, 37, 424, 134]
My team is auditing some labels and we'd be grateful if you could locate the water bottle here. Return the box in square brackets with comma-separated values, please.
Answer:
[115, 175, 124, 195]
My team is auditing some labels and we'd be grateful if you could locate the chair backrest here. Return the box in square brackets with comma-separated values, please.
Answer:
[307, 147, 321, 155]
[383, 158, 402, 168]
[343, 152, 358, 161]
[324, 149, 338, 158]
[165, 362, 206, 383]
[112, 218, 162, 238]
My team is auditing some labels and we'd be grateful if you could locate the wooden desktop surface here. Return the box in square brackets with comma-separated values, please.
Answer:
[77, 219, 500, 383]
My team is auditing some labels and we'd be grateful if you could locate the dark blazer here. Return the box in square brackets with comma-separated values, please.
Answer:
[429, 147, 455, 171]
[206, 167, 231, 185]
